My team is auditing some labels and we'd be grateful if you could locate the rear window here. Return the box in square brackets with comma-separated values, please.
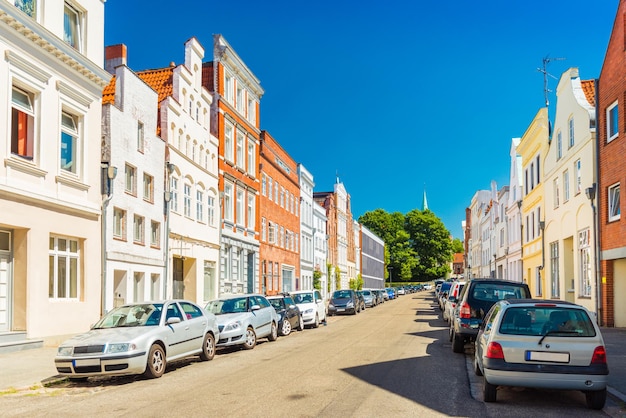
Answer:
[499, 306, 596, 337]
[471, 283, 529, 302]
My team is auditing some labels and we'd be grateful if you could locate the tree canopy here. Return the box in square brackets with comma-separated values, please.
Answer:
[359, 208, 454, 282]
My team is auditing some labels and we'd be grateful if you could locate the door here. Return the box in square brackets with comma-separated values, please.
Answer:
[0, 230, 12, 332]
[173, 257, 184, 299]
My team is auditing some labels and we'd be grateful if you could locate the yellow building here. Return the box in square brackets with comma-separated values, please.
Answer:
[517, 108, 550, 296]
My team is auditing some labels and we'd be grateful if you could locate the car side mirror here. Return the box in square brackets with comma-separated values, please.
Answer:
[166, 317, 181, 325]
[250, 304, 261, 311]
[289, 304, 297, 310]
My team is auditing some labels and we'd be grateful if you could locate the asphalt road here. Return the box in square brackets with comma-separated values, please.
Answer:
[0, 292, 622, 417]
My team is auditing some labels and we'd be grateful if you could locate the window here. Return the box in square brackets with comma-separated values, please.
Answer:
[274, 181, 279, 203]
[607, 101, 619, 142]
[536, 155, 540, 184]
[125, 164, 136, 195]
[568, 117, 575, 148]
[280, 186, 285, 208]
[248, 97, 256, 125]
[579, 229, 592, 297]
[268, 178, 273, 201]
[262, 174, 267, 196]
[196, 190, 204, 222]
[279, 226, 284, 248]
[550, 241, 559, 298]
[236, 86, 244, 113]
[224, 123, 234, 161]
[151, 221, 160, 247]
[49, 236, 80, 299]
[11, 87, 35, 160]
[63, 2, 82, 51]
[575, 159, 582, 194]
[137, 121, 144, 152]
[224, 72, 233, 102]
[224, 183, 233, 222]
[556, 131, 562, 160]
[113, 208, 126, 239]
[563, 170, 570, 202]
[530, 162, 535, 190]
[143, 173, 154, 202]
[535, 266, 542, 297]
[247, 140, 255, 175]
[553, 178, 560, 208]
[247, 194, 255, 230]
[609, 183, 621, 222]
[208, 194, 215, 226]
[133, 215, 145, 244]
[268, 222, 276, 244]
[261, 217, 266, 241]
[170, 177, 179, 212]
[60, 111, 79, 173]
[13, 0, 36, 17]
[236, 131, 244, 168]
[236, 189, 244, 225]
[184, 183, 192, 218]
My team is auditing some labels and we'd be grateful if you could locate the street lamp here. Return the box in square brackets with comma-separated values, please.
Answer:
[387, 266, 393, 287]
[586, 183, 602, 325]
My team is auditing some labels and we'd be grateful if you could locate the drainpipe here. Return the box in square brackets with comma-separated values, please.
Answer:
[101, 163, 117, 315]
[163, 162, 176, 299]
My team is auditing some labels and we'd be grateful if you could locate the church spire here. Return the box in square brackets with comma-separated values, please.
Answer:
[422, 185, 429, 211]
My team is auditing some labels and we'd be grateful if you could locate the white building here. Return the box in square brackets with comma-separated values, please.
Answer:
[543, 67, 597, 313]
[102, 45, 166, 313]
[313, 199, 328, 298]
[494, 185, 509, 279]
[0, 0, 110, 342]
[468, 190, 491, 278]
[298, 164, 314, 290]
[506, 138, 524, 282]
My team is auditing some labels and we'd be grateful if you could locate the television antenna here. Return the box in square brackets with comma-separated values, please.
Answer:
[537, 55, 565, 107]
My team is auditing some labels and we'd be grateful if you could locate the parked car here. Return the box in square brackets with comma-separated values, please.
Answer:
[267, 294, 303, 336]
[361, 289, 377, 307]
[55, 300, 219, 380]
[443, 281, 466, 323]
[380, 289, 390, 301]
[290, 290, 327, 328]
[385, 287, 397, 300]
[396, 287, 406, 296]
[205, 294, 278, 350]
[328, 289, 360, 315]
[355, 290, 366, 311]
[437, 282, 452, 310]
[474, 299, 608, 409]
[450, 278, 531, 353]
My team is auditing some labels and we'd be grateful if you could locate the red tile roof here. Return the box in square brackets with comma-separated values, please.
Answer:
[137, 68, 174, 104]
[581, 79, 595, 106]
[102, 76, 116, 105]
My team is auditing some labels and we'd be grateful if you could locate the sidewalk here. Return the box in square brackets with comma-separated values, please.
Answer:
[0, 328, 625, 398]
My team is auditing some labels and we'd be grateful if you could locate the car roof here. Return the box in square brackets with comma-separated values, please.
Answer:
[500, 298, 580, 307]
[290, 290, 315, 294]
[468, 278, 527, 284]
[213, 293, 266, 300]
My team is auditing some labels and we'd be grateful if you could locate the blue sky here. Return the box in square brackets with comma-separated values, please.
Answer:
[104, 1, 618, 239]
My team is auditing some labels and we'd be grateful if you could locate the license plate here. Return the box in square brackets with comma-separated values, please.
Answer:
[337, 308, 345, 312]
[526, 351, 569, 363]
[73, 358, 101, 367]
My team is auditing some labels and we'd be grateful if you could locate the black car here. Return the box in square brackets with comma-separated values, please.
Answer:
[450, 278, 531, 353]
[328, 289, 360, 315]
[267, 294, 303, 336]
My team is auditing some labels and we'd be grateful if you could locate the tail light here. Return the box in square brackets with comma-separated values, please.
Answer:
[460, 301, 471, 319]
[591, 346, 607, 364]
[486, 342, 504, 359]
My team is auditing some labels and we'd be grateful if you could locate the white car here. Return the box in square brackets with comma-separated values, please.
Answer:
[290, 290, 326, 328]
[55, 300, 219, 380]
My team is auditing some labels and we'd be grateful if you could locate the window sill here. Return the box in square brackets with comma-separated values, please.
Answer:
[5, 156, 47, 178]
[56, 173, 89, 191]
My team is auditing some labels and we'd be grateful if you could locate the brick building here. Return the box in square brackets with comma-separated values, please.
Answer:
[259, 131, 300, 294]
[597, 0, 626, 327]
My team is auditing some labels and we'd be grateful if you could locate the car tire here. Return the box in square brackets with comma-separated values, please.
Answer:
[452, 330, 465, 353]
[144, 344, 166, 379]
[297, 314, 304, 331]
[448, 325, 453, 342]
[313, 313, 320, 328]
[473, 355, 483, 376]
[280, 319, 292, 336]
[268, 321, 278, 341]
[243, 327, 257, 350]
[199, 333, 215, 361]
[585, 388, 607, 410]
[483, 379, 497, 402]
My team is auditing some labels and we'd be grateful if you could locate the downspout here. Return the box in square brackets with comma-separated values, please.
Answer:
[101, 163, 116, 315]
[593, 78, 603, 326]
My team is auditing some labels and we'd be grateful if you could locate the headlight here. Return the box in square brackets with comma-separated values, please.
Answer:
[304, 308, 314, 314]
[347, 301, 354, 308]
[328, 303, 334, 309]
[57, 346, 73, 356]
[224, 321, 242, 332]
[107, 343, 136, 353]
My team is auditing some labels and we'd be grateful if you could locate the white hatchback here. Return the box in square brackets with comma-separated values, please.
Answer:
[290, 290, 326, 328]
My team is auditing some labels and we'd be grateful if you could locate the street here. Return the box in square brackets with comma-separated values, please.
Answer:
[0, 292, 623, 417]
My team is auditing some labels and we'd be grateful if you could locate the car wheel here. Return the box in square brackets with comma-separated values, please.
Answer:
[144, 344, 166, 379]
[473, 355, 483, 376]
[268, 321, 278, 341]
[483, 379, 497, 402]
[297, 314, 304, 331]
[585, 388, 607, 410]
[313, 313, 320, 328]
[280, 319, 292, 336]
[452, 330, 465, 353]
[243, 327, 257, 350]
[448, 325, 453, 342]
[199, 333, 215, 361]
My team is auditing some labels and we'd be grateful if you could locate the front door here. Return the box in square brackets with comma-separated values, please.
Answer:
[0, 230, 13, 332]
[173, 257, 184, 299]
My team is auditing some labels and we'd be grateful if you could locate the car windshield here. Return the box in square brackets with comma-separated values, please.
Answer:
[472, 283, 529, 302]
[333, 290, 352, 299]
[93, 303, 164, 329]
[206, 297, 248, 315]
[268, 298, 284, 310]
[293, 293, 314, 303]
[499, 306, 596, 337]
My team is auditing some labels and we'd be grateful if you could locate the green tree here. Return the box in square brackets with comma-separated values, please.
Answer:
[452, 238, 464, 254]
[313, 269, 322, 290]
[404, 209, 453, 281]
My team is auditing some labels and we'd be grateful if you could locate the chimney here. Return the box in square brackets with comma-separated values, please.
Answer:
[105, 44, 127, 74]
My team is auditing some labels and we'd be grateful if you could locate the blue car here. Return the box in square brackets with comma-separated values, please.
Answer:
[385, 287, 397, 300]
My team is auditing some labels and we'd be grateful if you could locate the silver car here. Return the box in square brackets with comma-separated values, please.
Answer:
[206, 294, 278, 350]
[474, 299, 608, 409]
[55, 300, 219, 380]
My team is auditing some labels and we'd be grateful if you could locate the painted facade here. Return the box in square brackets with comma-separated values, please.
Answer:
[298, 164, 314, 291]
[0, 0, 110, 340]
[494, 185, 509, 279]
[467, 190, 490, 278]
[505, 138, 523, 283]
[313, 198, 328, 298]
